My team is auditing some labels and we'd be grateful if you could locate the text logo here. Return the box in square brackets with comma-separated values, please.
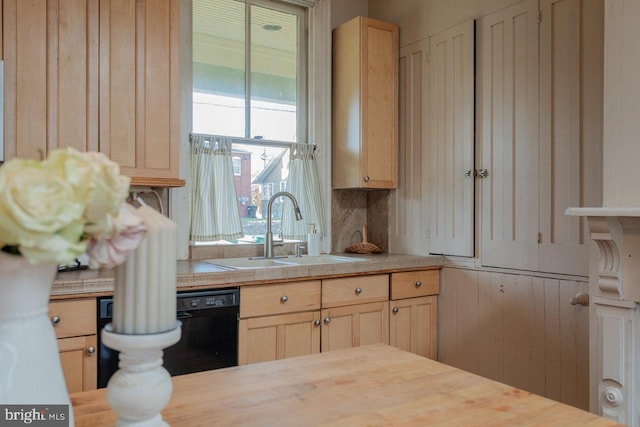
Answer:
[0, 405, 68, 426]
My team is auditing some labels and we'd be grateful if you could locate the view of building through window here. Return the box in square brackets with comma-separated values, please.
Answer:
[193, 0, 305, 243]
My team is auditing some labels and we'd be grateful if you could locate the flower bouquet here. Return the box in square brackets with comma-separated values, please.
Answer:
[0, 147, 146, 268]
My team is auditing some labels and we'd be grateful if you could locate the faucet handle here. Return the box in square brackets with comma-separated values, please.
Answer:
[294, 244, 306, 257]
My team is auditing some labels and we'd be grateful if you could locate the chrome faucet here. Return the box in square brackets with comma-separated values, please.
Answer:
[264, 192, 303, 258]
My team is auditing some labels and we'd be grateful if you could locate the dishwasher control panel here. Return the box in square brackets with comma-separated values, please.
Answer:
[176, 288, 239, 311]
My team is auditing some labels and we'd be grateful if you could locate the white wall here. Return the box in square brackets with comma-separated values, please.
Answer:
[331, 0, 368, 28]
[369, 0, 523, 46]
[602, 0, 640, 207]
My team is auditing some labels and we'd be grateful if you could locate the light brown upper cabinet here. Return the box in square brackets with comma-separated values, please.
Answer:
[99, 0, 183, 187]
[332, 16, 399, 189]
[2, 0, 100, 159]
[2, 0, 184, 187]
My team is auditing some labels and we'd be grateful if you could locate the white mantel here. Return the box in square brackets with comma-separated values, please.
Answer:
[567, 208, 640, 425]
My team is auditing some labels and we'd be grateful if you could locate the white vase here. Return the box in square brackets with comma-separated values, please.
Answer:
[0, 252, 74, 424]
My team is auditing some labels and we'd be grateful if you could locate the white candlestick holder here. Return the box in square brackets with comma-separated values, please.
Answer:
[101, 322, 182, 427]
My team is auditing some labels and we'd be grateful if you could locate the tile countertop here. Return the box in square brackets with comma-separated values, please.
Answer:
[51, 253, 444, 298]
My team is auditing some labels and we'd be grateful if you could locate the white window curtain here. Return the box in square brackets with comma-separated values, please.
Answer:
[281, 144, 326, 240]
[190, 135, 244, 242]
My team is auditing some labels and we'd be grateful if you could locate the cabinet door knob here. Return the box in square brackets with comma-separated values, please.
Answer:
[324, 317, 331, 325]
[464, 169, 474, 179]
[392, 307, 399, 314]
[477, 169, 488, 179]
[355, 287, 362, 295]
[51, 316, 61, 326]
[415, 281, 422, 288]
[314, 319, 321, 327]
[363, 176, 370, 182]
[86, 346, 96, 356]
[280, 295, 288, 303]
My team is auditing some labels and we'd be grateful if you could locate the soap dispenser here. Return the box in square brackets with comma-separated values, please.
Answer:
[307, 223, 320, 256]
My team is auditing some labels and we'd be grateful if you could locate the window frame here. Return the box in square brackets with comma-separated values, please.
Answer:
[173, 0, 331, 259]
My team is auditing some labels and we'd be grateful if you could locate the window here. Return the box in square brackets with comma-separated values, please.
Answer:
[193, 0, 309, 243]
[262, 182, 274, 200]
[232, 157, 242, 175]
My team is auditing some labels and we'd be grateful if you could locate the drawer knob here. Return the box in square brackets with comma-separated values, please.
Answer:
[415, 281, 422, 288]
[392, 307, 399, 314]
[86, 346, 96, 356]
[51, 316, 61, 326]
[363, 176, 370, 182]
[280, 295, 288, 303]
[324, 317, 331, 325]
[355, 287, 363, 295]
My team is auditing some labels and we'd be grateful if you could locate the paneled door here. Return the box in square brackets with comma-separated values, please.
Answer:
[537, 0, 603, 276]
[478, 0, 602, 275]
[390, 38, 430, 255]
[477, 0, 540, 271]
[428, 20, 475, 257]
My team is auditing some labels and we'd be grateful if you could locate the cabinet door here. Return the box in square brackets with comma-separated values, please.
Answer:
[428, 19, 475, 257]
[58, 335, 98, 393]
[99, 0, 182, 187]
[537, 0, 603, 276]
[238, 311, 321, 365]
[332, 17, 398, 189]
[2, 0, 99, 160]
[320, 301, 389, 352]
[362, 17, 399, 189]
[478, 0, 540, 271]
[389, 296, 437, 359]
[390, 38, 430, 255]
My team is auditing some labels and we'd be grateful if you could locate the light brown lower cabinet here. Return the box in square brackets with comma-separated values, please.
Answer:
[389, 296, 437, 359]
[48, 298, 98, 393]
[57, 335, 98, 393]
[238, 270, 440, 365]
[320, 275, 390, 352]
[238, 311, 321, 365]
[389, 270, 440, 360]
[238, 281, 322, 365]
[320, 301, 390, 352]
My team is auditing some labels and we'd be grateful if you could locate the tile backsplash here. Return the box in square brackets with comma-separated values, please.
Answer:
[331, 189, 389, 254]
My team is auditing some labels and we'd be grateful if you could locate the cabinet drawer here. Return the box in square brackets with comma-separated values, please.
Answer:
[390, 270, 439, 300]
[48, 298, 96, 339]
[322, 275, 389, 308]
[241, 281, 321, 318]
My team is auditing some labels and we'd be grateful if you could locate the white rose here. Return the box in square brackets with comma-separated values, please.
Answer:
[0, 158, 87, 264]
[47, 148, 130, 238]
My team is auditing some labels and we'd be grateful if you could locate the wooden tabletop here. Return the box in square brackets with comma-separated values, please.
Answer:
[72, 344, 621, 426]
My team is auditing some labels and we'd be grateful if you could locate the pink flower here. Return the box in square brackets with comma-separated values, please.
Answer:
[86, 204, 147, 269]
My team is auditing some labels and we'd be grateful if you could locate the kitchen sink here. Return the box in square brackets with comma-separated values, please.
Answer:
[204, 255, 370, 270]
[204, 257, 298, 270]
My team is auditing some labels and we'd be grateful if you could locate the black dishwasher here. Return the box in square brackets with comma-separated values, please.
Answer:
[97, 288, 239, 388]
